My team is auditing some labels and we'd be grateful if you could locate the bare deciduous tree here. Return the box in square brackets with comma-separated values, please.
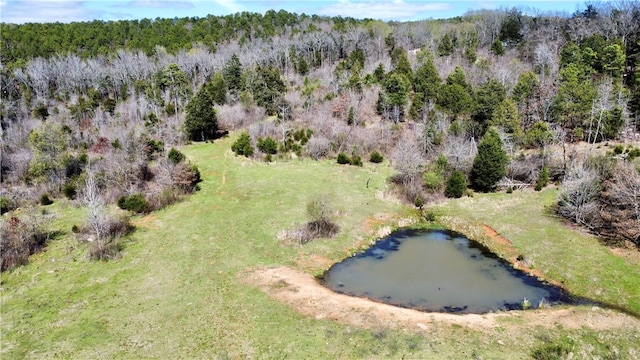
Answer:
[442, 135, 477, 174]
[606, 163, 640, 242]
[306, 136, 331, 160]
[390, 135, 425, 201]
[558, 164, 601, 228]
[83, 167, 108, 248]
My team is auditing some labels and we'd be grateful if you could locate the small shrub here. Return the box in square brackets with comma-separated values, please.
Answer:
[369, 151, 384, 163]
[148, 188, 182, 211]
[167, 148, 186, 164]
[62, 182, 77, 199]
[423, 170, 444, 191]
[39, 194, 53, 206]
[85, 216, 133, 261]
[71, 224, 79, 233]
[144, 138, 164, 159]
[231, 132, 254, 157]
[531, 340, 573, 360]
[165, 102, 176, 115]
[423, 211, 436, 222]
[628, 147, 640, 161]
[111, 139, 122, 149]
[265, 154, 273, 162]
[613, 145, 624, 155]
[1, 211, 51, 271]
[305, 196, 340, 240]
[444, 170, 467, 198]
[307, 137, 330, 160]
[117, 193, 150, 213]
[414, 196, 424, 209]
[536, 166, 550, 190]
[435, 154, 449, 172]
[0, 197, 9, 214]
[33, 102, 49, 120]
[350, 155, 363, 167]
[506, 186, 513, 194]
[171, 163, 202, 193]
[257, 137, 278, 154]
[145, 113, 160, 127]
[337, 152, 350, 165]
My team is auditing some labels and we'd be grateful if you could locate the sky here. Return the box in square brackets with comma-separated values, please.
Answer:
[0, 0, 589, 24]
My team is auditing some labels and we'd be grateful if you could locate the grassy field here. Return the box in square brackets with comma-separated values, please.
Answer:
[2, 134, 639, 359]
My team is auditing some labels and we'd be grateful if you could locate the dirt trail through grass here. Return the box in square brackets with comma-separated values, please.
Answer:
[244, 266, 640, 333]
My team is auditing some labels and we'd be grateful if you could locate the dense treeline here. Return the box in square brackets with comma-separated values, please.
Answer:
[0, 11, 363, 67]
[2, 3, 640, 270]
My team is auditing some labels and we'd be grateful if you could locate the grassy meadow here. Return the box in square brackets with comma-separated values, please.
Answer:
[2, 134, 639, 359]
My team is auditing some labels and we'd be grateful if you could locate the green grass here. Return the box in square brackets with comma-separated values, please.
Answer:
[2, 135, 639, 359]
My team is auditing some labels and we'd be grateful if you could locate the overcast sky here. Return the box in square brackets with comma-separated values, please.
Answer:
[0, 0, 587, 24]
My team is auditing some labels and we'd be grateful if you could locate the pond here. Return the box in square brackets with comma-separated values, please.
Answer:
[320, 229, 571, 314]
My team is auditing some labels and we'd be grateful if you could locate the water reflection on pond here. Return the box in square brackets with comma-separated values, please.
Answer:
[321, 229, 570, 314]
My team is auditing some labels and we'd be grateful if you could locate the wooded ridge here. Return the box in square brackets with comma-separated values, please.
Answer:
[1, 3, 640, 271]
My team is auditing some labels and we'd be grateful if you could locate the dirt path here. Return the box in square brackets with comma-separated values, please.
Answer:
[242, 266, 640, 333]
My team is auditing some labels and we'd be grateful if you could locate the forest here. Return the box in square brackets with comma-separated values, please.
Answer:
[1, 3, 640, 268]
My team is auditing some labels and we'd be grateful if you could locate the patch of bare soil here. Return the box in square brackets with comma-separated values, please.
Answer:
[608, 242, 640, 266]
[132, 214, 159, 229]
[242, 266, 640, 333]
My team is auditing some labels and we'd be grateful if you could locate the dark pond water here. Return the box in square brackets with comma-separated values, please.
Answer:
[320, 229, 571, 314]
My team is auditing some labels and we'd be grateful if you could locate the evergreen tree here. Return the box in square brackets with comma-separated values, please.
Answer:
[249, 65, 286, 115]
[347, 106, 355, 125]
[462, 30, 479, 63]
[601, 107, 625, 140]
[498, 9, 523, 46]
[560, 41, 581, 66]
[445, 170, 467, 198]
[490, 38, 505, 56]
[380, 73, 410, 122]
[512, 71, 539, 125]
[184, 85, 218, 141]
[437, 84, 473, 118]
[257, 137, 278, 154]
[223, 54, 244, 95]
[167, 148, 186, 164]
[207, 72, 227, 105]
[473, 79, 506, 132]
[348, 48, 366, 70]
[446, 66, 471, 90]
[28, 127, 69, 181]
[347, 65, 363, 93]
[551, 63, 597, 135]
[373, 63, 386, 83]
[437, 67, 473, 118]
[438, 34, 455, 56]
[231, 132, 254, 157]
[157, 63, 190, 121]
[391, 47, 412, 79]
[512, 71, 539, 104]
[296, 56, 310, 75]
[413, 55, 441, 101]
[490, 98, 522, 138]
[470, 128, 508, 192]
[601, 44, 625, 78]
